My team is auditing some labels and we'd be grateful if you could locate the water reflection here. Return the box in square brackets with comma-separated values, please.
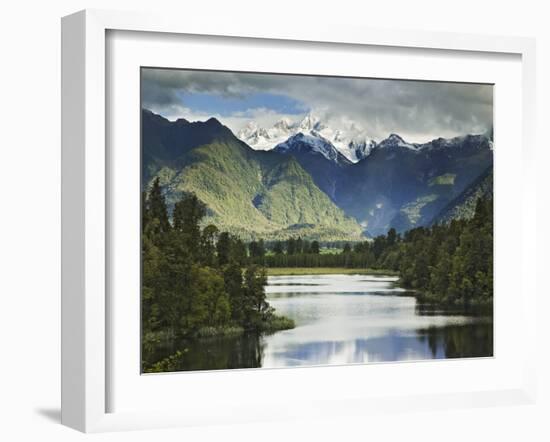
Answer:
[147, 274, 493, 372]
[148, 333, 266, 372]
[416, 323, 493, 358]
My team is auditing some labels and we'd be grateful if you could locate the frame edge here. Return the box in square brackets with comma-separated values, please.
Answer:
[61, 7, 538, 432]
[61, 10, 87, 432]
[61, 9, 108, 433]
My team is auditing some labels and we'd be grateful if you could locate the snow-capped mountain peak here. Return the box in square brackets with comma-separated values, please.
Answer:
[273, 132, 351, 165]
[377, 133, 418, 150]
[298, 114, 324, 132]
[348, 138, 377, 161]
[387, 133, 405, 143]
[237, 113, 375, 162]
[236, 112, 491, 164]
[273, 117, 292, 131]
[418, 133, 492, 153]
[237, 118, 294, 151]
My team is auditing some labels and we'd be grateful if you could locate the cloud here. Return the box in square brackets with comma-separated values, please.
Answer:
[141, 68, 493, 143]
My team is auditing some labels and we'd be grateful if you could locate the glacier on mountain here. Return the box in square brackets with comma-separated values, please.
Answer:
[237, 114, 491, 164]
[237, 114, 376, 163]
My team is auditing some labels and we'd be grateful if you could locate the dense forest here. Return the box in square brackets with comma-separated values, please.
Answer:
[141, 178, 294, 372]
[142, 177, 492, 371]
[253, 198, 493, 311]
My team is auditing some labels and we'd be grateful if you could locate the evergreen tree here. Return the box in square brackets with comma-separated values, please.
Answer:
[173, 193, 206, 256]
[243, 265, 270, 327]
[141, 191, 151, 231]
[249, 239, 266, 259]
[231, 238, 248, 266]
[372, 236, 386, 259]
[286, 238, 296, 255]
[147, 177, 170, 235]
[223, 263, 245, 322]
[295, 237, 304, 255]
[249, 240, 259, 257]
[387, 228, 397, 247]
[273, 241, 284, 255]
[140, 186, 298, 372]
[185, 265, 230, 330]
[310, 240, 320, 254]
[200, 224, 219, 266]
[216, 232, 231, 266]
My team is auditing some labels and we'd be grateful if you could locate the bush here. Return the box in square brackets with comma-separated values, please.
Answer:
[259, 315, 295, 333]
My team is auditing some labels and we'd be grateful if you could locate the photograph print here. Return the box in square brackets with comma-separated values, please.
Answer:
[141, 68, 494, 373]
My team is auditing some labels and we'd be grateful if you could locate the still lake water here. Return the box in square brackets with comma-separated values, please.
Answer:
[161, 274, 493, 371]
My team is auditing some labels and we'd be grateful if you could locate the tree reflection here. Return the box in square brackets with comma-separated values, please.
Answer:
[144, 333, 266, 372]
[416, 322, 493, 359]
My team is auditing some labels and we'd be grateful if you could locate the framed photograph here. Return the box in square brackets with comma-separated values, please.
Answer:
[139, 67, 495, 374]
[61, 9, 537, 432]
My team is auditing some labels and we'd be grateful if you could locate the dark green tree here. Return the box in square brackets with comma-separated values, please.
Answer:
[387, 228, 397, 247]
[223, 262, 245, 322]
[295, 237, 304, 255]
[216, 232, 231, 266]
[286, 238, 296, 255]
[185, 265, 230, 329]
[273, 241, 284, 255]
[243, 265, 270, 328]
[147, 177, 170, 235]
[200, 224, 219, 266]
[310, 240, 320, 254]
[231, 238, 248, 266]
[173, 193, 206, 256]
[249, 239, 266, 258]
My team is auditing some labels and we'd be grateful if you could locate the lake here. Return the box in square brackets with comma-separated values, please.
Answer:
[154, 274, 493, 372]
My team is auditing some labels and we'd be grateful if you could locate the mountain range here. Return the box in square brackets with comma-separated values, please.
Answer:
[142, 109, 363, 241]
[335, 132, 493, 234]
[238, 114, 376, 163]
[142, 109, 494, 240]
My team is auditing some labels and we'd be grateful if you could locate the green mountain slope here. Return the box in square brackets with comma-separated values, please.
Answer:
[431, 166, 493, 225]
[143, 110, 363, 241]
[271, 131, 494, 236]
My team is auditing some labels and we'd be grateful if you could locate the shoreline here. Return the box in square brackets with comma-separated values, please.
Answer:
[266, 267, 399, 276]
[142, 315, 295, 373]
[265, 268, 492, 316]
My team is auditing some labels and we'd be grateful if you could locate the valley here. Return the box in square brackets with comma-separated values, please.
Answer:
[142, 109, 493, 239]
[140, 69, 494, 374]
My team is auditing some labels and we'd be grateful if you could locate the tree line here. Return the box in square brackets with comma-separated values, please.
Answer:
[252, 198, 493, 311]
[143, 176, 492, 371]
[396, 198, 493, 311]
[142, 178, 294, 372]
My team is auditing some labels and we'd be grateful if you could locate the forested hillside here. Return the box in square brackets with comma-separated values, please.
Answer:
[255, 198, 493, 311]
[142, 109, 493, 239]
[143, 110, 363, 241]
[431, 166, 493, 225]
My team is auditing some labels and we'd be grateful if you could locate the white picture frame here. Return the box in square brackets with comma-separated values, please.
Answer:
[61, 9, 537, 433]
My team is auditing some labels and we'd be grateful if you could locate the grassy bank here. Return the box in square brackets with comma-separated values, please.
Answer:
[195, 314, 295, 338]
[258, 314, 295, 332]
[143, 315, 295, 373]
[266, 267, 399, 276]
[144, 314, 295, 346]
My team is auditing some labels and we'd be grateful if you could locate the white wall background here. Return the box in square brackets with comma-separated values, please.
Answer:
[0, 1, 547, 441]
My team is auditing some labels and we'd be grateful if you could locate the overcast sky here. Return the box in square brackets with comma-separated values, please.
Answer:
[142, 68, 493, 143]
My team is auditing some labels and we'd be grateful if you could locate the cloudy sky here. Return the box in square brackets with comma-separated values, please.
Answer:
[142, 68, 493, 143]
